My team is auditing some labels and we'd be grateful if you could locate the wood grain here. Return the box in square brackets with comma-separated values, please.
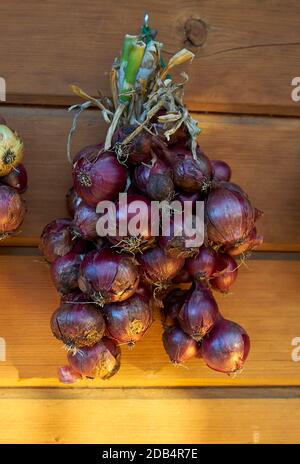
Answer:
[0, 388, 299, 443]
[0, 106, 299, 249]
[1, 1, 300, 115]
[0, 253, 299, 387]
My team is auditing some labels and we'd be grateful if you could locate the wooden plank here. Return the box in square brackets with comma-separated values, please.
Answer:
[0, 253, 299, 387]
[0, 388, 299, 443]
[1, 106, 299, 250]
[1, 1, 300, 115]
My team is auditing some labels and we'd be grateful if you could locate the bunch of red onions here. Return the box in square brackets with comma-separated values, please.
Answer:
[41, 23, 263, 383]
[0, 116, 27, 240]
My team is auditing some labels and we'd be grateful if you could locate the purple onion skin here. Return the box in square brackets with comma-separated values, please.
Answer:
[186, 245, 220, 281]
[162, 288, 188, 327]
[103, 293, 153, 345]
[112, 125, 153, 164]
[159, 215, 198, 259]
[39, 218, 73, 263]
[78, 249, 139, 306]
[224, 226, 263, 256]
[66, 187, 82, 217]
[201, 318, 250, 374]
[211, 160, 232, 182]
[58, 365, 82, 384]
[137, 246, 185, 287]
[51, 293, 106, 348]
[157, 142, 212, 193]
[210, 254, 238, 293]
[67, 337, 121, 379]
[176, 191, 202, 209]
[72, 143, 103, 165]
[134, 158, 174, 201]
[0, 185, 26, 236]
[178, 282, 219, 341]
[172, 267, 193, 285]
[50, 246, 86, 294]
[163, 326, 199, 363]
[106, 194, 154, 247]
[1, 163, 28, 193]
[205, 182, 255, 246]
[72, 201, 100, 241]
[73, 151, 127, 207]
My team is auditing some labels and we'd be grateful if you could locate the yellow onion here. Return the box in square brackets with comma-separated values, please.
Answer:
[0, 125, 24, 176]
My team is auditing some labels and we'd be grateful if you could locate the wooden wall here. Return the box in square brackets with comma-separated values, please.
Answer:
[0, 0, 299, 444]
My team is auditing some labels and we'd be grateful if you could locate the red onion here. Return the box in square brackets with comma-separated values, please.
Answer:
[58, 365, 82, 384]
[103, 293, 153, 346]
[137, 246, 184, 289]
[163, 326, 199, 364]
[66, 187, 82, 217]
[211, 160, 232, 182]
[172, 266, 193, 285]
[39, 218, 74, 262]
[159, 215, 198, 259]
[78, 248, 139, 306]
[186, 245, 223, 281]
[178, 282, 219, 340]
[225, 226, 263, 256]
[67, 337, 121, 379]
[73, 151, 127, 207]
[0, 185, 26, 238]
[155, 142, 212, 193]
[1, 163, 28, 193]
[210, 254, 238, 293]
[162, 288, 188, 327]
[205, 182, 255, 246]
[112, 125, 153, 164]
[50, 241, 88, 294]
[176, 191, 202, 209]
[133, 157, 174, 201]
[106, 194, 155, 253]
[51, 292, 106, 348]
[72, 201, 100, 240]
[201, 318, 250, 375]
[72, 143, 103, 165]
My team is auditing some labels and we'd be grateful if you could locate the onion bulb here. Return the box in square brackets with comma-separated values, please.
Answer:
[0, 125, 24, 176]
[163, 326, 199, 364]
[0, 185, 26, 238]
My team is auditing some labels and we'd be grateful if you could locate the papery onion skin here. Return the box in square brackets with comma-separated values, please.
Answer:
[137, 246, 185, 288]
[78, 249, 139, 306]
[178, 282, 219, 340]
[0, 125, 24, 176]
[39, 218, 73, 263]
[112, 125, 153, 164]
[159, 215, 199, 259]
[67, 337, 121, 379]
[51, 292, 106, 348]
[72, 143, 103, 165]
[103, 293, 153, 345]
[58, 365, 82, 384]
[163, 326, 199, 363]
[1, 163, 28, 193]
[211, 160, 232, 182]
[201, 318, 250, 374]
[156, 142, 212, 193]
[162, 288, 188, 327]
[210, 254, 238, 293]
[50, 242, 88, 294]
[0, 185, 26, 236]
[186, 245, 221, 281]
[73, 151, 127, 207]
[224, 226, 263, 256]
[66, 187, 82, 217]
[106, 194, 155, 252]
[133, 158, 174, 201]
[172, 266, 193, 285]
[205, 182, 255, 246]
[72, 201, 100, 241]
